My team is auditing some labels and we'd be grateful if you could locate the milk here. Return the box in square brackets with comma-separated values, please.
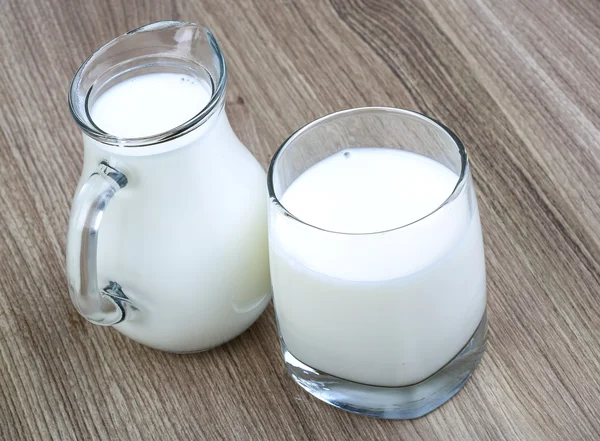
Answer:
[91, 73, 211, 138]
[76, 72, 271, 352]
[270, 148, 486, 386]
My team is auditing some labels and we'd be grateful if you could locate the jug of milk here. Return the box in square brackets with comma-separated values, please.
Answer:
[67, 21, 271, 352]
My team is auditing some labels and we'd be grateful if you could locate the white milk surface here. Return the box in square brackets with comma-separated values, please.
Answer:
[78, 73, 271, 352]
[91, 73, 211, 138]
[270, 148, 486, 386]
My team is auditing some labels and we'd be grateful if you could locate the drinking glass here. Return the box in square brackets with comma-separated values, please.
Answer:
[267, 107, 487, 419]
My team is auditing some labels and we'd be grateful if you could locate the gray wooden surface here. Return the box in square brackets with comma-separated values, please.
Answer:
[1, 0, 599, 439]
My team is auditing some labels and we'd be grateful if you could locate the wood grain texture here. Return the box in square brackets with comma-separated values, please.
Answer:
[1, 0, 599, 439]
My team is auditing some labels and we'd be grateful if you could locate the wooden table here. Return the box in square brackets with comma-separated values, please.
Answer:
[1, 0, 599, 439]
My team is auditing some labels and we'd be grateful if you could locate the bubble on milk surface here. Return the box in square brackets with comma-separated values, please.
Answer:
[180, 76, 196, 85]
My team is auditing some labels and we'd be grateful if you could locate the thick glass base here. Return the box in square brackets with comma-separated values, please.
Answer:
[282, 312, 487, 419]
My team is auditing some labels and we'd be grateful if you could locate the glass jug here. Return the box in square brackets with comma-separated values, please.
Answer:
[67, 21, 271, 352]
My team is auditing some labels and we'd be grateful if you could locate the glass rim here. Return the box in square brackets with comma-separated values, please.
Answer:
[267, 107, 470, 236]
[68, 20, 227, 147]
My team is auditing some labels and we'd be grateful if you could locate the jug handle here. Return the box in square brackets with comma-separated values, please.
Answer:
[67, 161, 135, 325]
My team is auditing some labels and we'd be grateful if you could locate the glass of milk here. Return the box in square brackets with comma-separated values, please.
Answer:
[67, 22, 271, 352]
[267, 108, 487, 419]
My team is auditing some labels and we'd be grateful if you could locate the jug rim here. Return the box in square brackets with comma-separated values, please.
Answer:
[68, 21, 227, 148]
